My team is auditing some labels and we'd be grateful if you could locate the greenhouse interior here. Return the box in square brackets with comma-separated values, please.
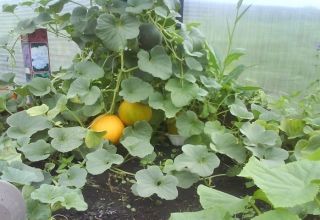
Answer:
[0, 0, 319, 219]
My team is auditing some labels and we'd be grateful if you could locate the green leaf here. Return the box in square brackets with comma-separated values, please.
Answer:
[247, 146, 288, 164]
[229, 99, 254, 120]
[0, 136, 21, 163]
[163, 159, 199, 189]
[306, 117, 320, 127]
[200, 75, 222, 90]
[26, 199, 52, 220]
[223, 65, 246, 84]
[280, 118, 305, 139]
[0, 73, 15, 86]
[138, 46, 173, 80]
[121, 121, 154, 158]
[20, 140, 54, 162]
[239, 157, 320, 208]
[7, 111, 52, 139]
[67, 78, 89, 98]
[33, 12, 52, 25]
[48, 127, 86, 152]
[74, 61, 104, 81]
[67, 78, 101, 105]
[185, 57, 203, 71]
[126, 0, 154, 14]
[27, 78, 51, 96]
[170, 208, 232, 220]
[96, 13, 140, 51]
[252, 209, 301, 220]
[26, 104, 49, 116]
[48, 0, 68, 13]
[148, 92, 180, 118]
[182, 28, 205, 56]
[291, 200, 320, 216]
[31, 184, 88, 211]
[240, 122, 281, 147]
[295, 135, 320, 161]
[71, 7, 87, 32]
[85, 130, 105, 148]
[253, 189, 271, 205]
[204, 121, 225, 136]
[251, 104, 281, 121]
[176, 111, 204, 138]
[210, 133, 246, 163]
[132, 166, 178, 200]
[86, 148, 124, 175]
[81, 101, 104, 117]
[2, 4, 17, 13]
[174, 145, 220, 177]
[47, 95, 68, 120]
[165, 78, 204, 107]
[164, 0, 181, 12]
[155, 6, 168, 18]
[224, 51, 244, 66]
[119, 77, 153, 102]
[1, 161, 44, 185]
[58, 166, 87, 188]
[197, 185, 249, 215]
[81, 86, 101, 105]
[15, 18, 36, 34]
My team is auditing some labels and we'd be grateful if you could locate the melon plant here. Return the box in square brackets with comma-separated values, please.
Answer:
[0, 0, 320, 219]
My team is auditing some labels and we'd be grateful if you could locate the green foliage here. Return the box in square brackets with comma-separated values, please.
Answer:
[239, 157, 320, 208]
[31, 184, 87, 211]
[119, 77, 153, 102]
[2, 161, 44, 185]
[121, 121, 154, 158]
[19, 140, 54, 162]
[96, 14, 140, 51]
[48, 127, 86, 152]
[198, 185, 249, 215]
[1, 0, 320, 219]
[6, 111, 52, 139]
[132, 166, 178, 200]
[86, 147, 124, 175]
[137, 46, 173, 80]
[174, 144, 220, 177]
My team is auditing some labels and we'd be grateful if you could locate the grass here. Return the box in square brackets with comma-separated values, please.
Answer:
[184, 2, 320, 95]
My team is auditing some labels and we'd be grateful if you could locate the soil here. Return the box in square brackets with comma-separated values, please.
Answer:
[55, 157, 250, 220]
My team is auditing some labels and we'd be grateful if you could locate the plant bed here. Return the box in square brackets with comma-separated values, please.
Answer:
[55, 158, 249, 220]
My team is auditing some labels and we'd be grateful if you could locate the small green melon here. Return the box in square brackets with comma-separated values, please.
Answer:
[138, 23, 162, 50]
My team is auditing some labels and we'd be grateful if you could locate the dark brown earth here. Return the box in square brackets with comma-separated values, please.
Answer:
[55, 155, 250, 220]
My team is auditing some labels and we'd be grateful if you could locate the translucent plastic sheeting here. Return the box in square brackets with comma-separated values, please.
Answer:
[184, 0, 320, 96]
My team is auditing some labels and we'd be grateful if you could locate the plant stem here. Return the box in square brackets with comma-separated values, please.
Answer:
[147, 13, 182, 61]
[111, 167, 135, 176]
[201, 173, 226, 180]
[67, 109, 84, 127]
[220, 4, 242, 77]
[315, 197, 320, 207]
[123, 66, 139, 73]
[69, 0, 86, 7]
[108, 50, 124, 114]
[102, 54, 112, 68]
[180, 60, 184, 86]
[251, 203, 262, 215]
